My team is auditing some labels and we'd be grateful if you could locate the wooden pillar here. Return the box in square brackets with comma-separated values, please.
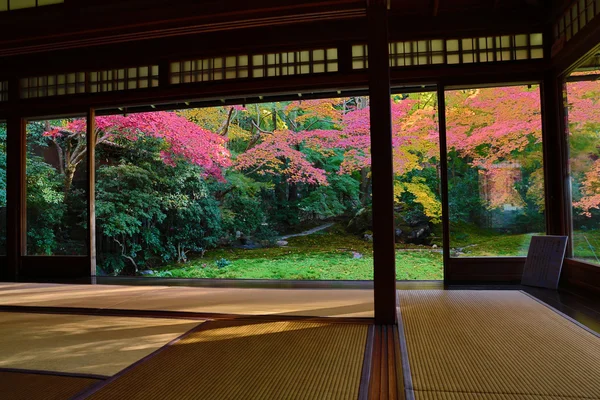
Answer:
[5, 115, 25, 281]
[158, 60, 170, 88]
[367, 0, 396, 325]
[337, 41, 353, 75]
[437, 85, 451, 283]
[541, 70, 569, 240]
[87, 109, 97, 278]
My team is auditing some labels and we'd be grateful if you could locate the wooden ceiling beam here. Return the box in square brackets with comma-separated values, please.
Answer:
[0, 57, 546, 119]
[552, 14, 600, 75]
[0, 0, 366, 54]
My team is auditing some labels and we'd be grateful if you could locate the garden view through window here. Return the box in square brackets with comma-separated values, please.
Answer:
[21, 85, 551, 278]
[92, 98, 376, 280]
[26, 116, 88, 256]
[391, 91, 443, 279]
[566, 66, 600, 266]
[446, 85, 545, 257]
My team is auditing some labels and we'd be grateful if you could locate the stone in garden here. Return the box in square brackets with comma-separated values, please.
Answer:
[347, 207, 373, 234]
[408, 224, 431, 245]
[276, 240, 288, 247]
[352, 252, 363, 259]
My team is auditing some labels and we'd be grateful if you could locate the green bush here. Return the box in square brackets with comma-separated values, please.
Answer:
[215, 258, 231, 269]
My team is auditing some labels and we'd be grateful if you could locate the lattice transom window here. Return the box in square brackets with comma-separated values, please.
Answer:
[352, 45, 369, 69]
[90, 65, 159, 93]
[449, 33, 544, 64]
[170, 56, 249, 84]
[20, 65, 160, 99]
[389, 39, 445, 66]
[252, 48, 338, 78]
[554, 0, 599, 43]
[20, 73, 86, 99]
[352, 33, 543, 70]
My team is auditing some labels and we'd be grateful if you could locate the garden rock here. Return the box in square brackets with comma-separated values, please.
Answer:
[352, 251, 363, 259]
[408, 224, 431, 244]
[276, 240, 288, 247]
[140, 270, 155, 275]
[363, 233, 373, 242]
[347, 207, 373, 234]
[237, 242, 262, 250]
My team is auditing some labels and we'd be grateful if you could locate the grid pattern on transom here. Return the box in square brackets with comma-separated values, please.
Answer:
[20, 72, 86, 99]
[554, 0, 599, 43]
[89, 66, 159, 93]
[352, 33, 544, 69]
[252, 48, 339, 78]
[170, 56, 249, 84]
[20, 65, 159, 99]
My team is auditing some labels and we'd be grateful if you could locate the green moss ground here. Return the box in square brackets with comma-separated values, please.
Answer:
[153, 224, 600, 280]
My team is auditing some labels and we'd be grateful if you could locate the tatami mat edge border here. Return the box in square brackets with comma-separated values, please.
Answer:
[70, 320, 206, 400]
[359, 325, 375, 400]
[0, 367, 109, 381]
[396, 303, 415, 400]
[0, 305, 374, 324]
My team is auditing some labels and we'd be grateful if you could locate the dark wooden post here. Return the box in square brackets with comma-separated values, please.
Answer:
[6, 115, 26, 281]
[541, 70, 569, 239]
[368, 0, 396, 325]
[87, 108, 97, 278]
[437, 85, 451, 282]
[158, 60, 170, 88]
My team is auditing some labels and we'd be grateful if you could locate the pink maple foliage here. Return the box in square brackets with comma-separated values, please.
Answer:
[45, 111, 231, 180]
[234, 129, 328, 185]
[446, 86, 543, 170]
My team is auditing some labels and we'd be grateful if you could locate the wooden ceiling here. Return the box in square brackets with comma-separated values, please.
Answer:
[0, 0, 573, 72]
[389, 0, 557, 17]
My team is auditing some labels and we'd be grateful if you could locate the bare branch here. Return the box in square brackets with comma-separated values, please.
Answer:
[251, 120, 273, 135]
[113, 238, 139, 273]
[219, 107, 235, 137]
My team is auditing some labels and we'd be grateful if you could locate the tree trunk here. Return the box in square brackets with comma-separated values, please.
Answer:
[63, 164, 76, 196]
[276, 181, 287, 203]
[288, 183, 298, 202]
[360, 168, 371, 205]
[272, 106, 278, 130]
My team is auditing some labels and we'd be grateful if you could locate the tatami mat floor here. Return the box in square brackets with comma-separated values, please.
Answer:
[0, 284, 599, 399]
[0, 312, 201, 376]
[0, 372, 100, 400]
[0, 282, 374, 318]
[397, 290, 600, 400]
[81, 320, 369, 400]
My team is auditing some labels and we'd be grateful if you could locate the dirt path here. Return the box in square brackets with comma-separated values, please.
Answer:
[279, 222, 335, 240]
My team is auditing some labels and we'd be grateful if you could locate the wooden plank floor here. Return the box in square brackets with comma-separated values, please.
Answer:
[368, 325, 404, 400]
